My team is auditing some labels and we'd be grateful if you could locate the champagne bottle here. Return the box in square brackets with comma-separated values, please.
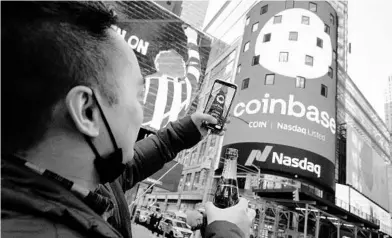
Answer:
[213, 148, 240, 208]
[188, 148, 240, 235]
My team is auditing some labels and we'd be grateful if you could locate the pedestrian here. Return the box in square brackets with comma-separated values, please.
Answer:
[1, 2, 255, 238]
[149, 212, 157, 232]
[154, 212, 163, 235]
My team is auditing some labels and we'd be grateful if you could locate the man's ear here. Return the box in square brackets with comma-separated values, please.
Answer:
[65, 86, 100, 137]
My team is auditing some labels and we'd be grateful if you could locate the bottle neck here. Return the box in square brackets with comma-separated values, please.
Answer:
[222, 157, 237, 179]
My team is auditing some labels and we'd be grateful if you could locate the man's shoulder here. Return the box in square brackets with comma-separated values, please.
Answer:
[1, 211, 86, 238]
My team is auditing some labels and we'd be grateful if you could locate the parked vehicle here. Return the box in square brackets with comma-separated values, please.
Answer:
[165, 210, 187, 223]
[158, 217, 193, 238]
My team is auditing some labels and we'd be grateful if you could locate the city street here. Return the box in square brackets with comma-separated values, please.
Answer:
[132, 223, 159, 238]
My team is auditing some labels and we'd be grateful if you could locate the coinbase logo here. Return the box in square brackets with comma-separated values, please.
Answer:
[255, 8, 332, 79]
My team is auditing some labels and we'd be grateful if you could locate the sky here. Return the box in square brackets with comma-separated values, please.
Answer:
[347, 0, 392, 123]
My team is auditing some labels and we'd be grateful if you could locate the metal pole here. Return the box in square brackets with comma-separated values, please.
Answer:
[304, 204, 309, 238]
[315, 212, 320, 238]
[354, 226, 358, 238]
[259, 204, 266, 237]
[273, 207, 280, 238]
[337, 223, 341, 238]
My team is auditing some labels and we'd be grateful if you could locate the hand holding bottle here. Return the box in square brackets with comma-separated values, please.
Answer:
[205, 198, 256, 237]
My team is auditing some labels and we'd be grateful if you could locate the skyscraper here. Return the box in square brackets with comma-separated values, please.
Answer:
[154, 1, 210, 30]
[385, 75, 392, 132]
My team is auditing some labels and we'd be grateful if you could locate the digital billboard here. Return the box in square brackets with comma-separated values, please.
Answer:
[336, 184, 392, 236]
[113, 1, 212, 132]
[222, 2, 338, 190]
[346, 125, 390, 211]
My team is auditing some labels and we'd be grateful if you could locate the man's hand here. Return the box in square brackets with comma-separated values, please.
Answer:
[185, 210, 204, 229]
[190, 112, 229, 137]
[205, 198, 256, 237]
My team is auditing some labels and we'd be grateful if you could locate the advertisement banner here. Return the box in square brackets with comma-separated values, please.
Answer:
[222, 2, 338, 190]
[114, 1, 212, 132]
[346, 126, 390, 211]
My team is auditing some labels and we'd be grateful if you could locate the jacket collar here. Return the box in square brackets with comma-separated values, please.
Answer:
[1, 155, 122, 238]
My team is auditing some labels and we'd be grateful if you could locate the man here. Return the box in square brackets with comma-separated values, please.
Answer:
[148, 211, 157, 233]
[1, 2, 254, 238]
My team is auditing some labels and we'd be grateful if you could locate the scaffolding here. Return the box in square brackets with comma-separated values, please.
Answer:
[246, 198, 383, 238]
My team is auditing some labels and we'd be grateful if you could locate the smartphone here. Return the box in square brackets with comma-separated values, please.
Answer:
[203, 79, 237, 132]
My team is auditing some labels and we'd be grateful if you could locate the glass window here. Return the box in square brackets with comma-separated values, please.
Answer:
[273, 15, 282, 24]
[321, 84, 328, 97]
[236, 64, 241, 75]
[261, 5, 268, 15]
[279, 52, 289, 62]
[200, 141, 207, 157]
[210, 135, 216, 147]
[192, 172, 201, 190]
[178, 175, 184, 190]
[328, 67, 333, 78]
[295, 76, 306, 88]
[246, 17, 250, 26]
[265, 74, 275, 85]
[242, 78, 250, 90]
[243, 41, 250, 52]
[324, 24, 330, 34]
[252, 22, 259, 32]
[184, 151, 190, 166]
[305, 55, 313, 66]
[285, 0, 294, 9]
[202, 171, 207, 186]
[317, 37, 323, 48]
[309, 2, 317, 12]
[191, 149, 197, 165]
[289, 32, 298, 41]
[184, 173, 192, 191]
[302, 16, 310, 25]
[330, 14, 335, 25]
[263, 33, 271, 42]
[252, 55, 260, 65]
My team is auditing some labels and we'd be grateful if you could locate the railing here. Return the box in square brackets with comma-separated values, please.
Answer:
[335, 197, 381, 226]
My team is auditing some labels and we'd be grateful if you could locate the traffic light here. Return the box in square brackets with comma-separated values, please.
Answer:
[292, 189, 299, 201]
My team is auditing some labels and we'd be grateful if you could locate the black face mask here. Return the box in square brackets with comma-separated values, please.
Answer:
[84, 91, 126, 184]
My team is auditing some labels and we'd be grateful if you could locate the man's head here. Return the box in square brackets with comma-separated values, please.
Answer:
[2, 2, 144, 171]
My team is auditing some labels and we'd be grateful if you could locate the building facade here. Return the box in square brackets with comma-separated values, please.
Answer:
[385, 76, 392, 132]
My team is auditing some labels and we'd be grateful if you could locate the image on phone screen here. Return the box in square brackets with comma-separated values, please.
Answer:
[204, 80, 237, 132]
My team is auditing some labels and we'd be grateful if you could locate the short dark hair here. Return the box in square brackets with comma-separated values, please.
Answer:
[1, 2, 119, 153]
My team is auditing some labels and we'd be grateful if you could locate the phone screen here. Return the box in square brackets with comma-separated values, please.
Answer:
[203, 80, 237, 132]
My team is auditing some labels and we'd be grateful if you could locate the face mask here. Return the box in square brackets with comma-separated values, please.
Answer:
[84, 91, 126, 184]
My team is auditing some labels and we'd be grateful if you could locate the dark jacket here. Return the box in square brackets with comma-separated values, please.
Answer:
[1, 116, 244, 238]
[1, 157, 123, 238]
[205, 221, 245, 238]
